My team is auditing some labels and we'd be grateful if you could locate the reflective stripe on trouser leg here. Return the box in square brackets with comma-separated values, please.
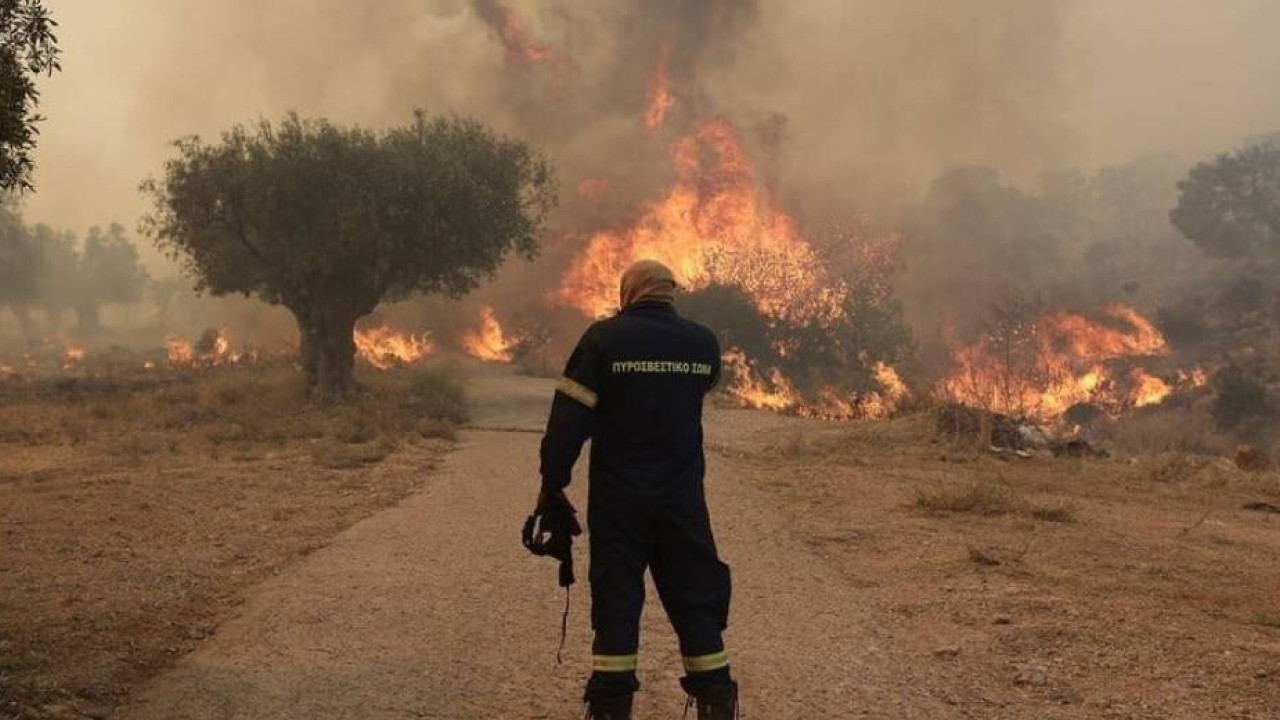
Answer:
[682, 650, 729, 673]
[592, 654, 639, 672]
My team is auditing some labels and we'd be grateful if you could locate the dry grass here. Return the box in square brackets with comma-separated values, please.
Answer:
[917, 478, 1022, 516]
[915, 477, 1075, 523]
[729, 407, 1280, 717]
[0, 361, 465, 718]
[1096, 406, 1232, 457]
[0, 362, 467, 463]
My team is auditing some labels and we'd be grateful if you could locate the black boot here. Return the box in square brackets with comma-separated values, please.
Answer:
[690, 681, 738, 720]
[585, 693, 633, 720]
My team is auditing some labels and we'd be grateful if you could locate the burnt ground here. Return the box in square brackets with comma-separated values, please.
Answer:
[5, 365, 1280, 718]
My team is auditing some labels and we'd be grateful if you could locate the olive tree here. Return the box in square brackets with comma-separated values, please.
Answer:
[1171, 142, 1280, 260]
[142, 112, 556, 396]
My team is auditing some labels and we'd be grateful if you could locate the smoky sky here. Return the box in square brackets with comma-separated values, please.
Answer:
[23, 0, 1280, 270]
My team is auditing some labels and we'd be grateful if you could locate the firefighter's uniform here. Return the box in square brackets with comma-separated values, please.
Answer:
[539, 295, 733, 703]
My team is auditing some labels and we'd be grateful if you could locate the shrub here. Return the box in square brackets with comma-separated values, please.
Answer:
[405, 368, 469, 424]
[310, 440, 391, 469]
[917, 477, 1075, 523]
[1212, 365, 1272, 430]
[916, 478, 1019, 516]
[332, 411, 378, 444]
[1133, 452, 1211, 484]
[417, 418, 457, 441]
[1098, 407, 1229, 457]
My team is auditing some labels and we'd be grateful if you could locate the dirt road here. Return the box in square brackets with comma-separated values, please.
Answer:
[115, 368, 946, 719]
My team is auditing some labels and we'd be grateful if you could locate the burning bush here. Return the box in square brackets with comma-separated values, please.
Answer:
[938, 290, 1188, 423]
[684, 277, 915, 420]
[460, 306, 517, 363]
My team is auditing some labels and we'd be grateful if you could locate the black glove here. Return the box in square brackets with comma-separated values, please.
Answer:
[522, 492, 583, 587]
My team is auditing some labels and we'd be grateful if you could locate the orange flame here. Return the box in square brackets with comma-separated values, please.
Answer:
[354, 325, 434, 370]
[461, 306, 516, 363]
[645, 42, 677, 130]
[1129, 367, 1172, 408]
[164, 329, 246, 367]
[64, 345, 85, 363]
[166, 337, 195, 365]
[1177, 367, 1209, 388]
[939, 304, 1173, 421]
[722, 350, 910, 420]
[555, 119, 839, 322]
[722, 349, 798, 412]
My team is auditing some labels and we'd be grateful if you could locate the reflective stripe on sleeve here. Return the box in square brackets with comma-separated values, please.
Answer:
[556, 376, 599, 409]
[592, 654, 638, 672]
[682, 650, 729, 673]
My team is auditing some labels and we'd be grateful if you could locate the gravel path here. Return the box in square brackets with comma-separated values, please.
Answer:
[117, 370, 945, 719]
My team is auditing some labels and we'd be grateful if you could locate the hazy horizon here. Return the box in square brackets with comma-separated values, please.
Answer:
[21, 1, 1280, 273]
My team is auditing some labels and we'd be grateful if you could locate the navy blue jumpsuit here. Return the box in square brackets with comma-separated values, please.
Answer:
[539, 300, 733, 700]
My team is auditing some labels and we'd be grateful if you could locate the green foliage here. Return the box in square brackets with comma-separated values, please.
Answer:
[1171, 143, 1280, 260]
[1211, 364, 1272, 430]
[776, 284, 914, 394]
[142, 112, 556, 306]
[683, 279, 914, 398]
[681, 284, 773, 361]
[142, 111, 557, 395]
[0, 0, 59, 192]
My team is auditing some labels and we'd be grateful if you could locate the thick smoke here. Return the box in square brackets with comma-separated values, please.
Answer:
[29, 1, 1280, 229]
[25, 0, 1081, 237]
[16, 0, 1280, 359]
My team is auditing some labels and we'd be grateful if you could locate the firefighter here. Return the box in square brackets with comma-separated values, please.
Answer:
[536, 260, 737, 719]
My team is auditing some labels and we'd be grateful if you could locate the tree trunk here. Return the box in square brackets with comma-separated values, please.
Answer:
[293, 305, 358, 400]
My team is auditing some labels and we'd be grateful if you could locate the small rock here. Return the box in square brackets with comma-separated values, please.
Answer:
[933, 645, 962, 658]
[993, 615, 1013, 625]
[1255, 668, 1271, 679]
